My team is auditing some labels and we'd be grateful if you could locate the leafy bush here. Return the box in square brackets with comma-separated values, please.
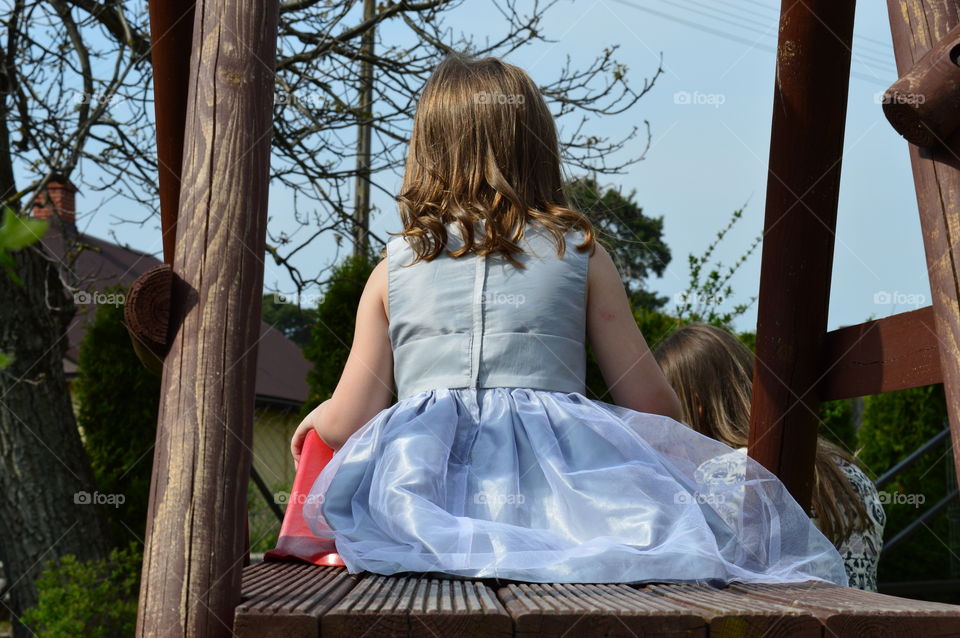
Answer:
[302, 254, 377, 413]
[857, 384, 954, 600]
[20, 543, 141, 638]
[73, 287, 160, 543]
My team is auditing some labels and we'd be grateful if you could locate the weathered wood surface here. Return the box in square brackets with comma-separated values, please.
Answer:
[123, 263, 173, 374]
[747, 0, 856, 511]
[499, 582, 705, 638]
[883, 21, 960, 147]
[730, 580, 960, 636]
[234, 562, 359, 638]
[135, 1, 279, 636]
[887, 0, 960, 513]
[819, 306, 942, 400]
[324, 573, 512, 638]
[234, 563, 960, 637]
[645, 582, 820, 638]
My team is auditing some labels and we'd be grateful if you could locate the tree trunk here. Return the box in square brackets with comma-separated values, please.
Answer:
[0, 242, 113, 638]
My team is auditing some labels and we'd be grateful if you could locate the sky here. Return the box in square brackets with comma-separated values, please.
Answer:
[71, 0, 929, 335]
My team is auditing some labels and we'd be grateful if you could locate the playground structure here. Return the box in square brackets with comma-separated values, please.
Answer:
[126, 0, 960, 635]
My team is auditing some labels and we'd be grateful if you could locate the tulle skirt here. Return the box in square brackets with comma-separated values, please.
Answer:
[303, 387, 849, 587]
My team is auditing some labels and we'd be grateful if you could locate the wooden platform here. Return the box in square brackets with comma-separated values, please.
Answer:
[233, 562, 960, 637]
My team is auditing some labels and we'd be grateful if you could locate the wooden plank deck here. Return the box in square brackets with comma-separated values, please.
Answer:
[233, 562, 960, 637]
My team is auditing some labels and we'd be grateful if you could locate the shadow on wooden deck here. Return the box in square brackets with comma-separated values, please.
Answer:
[233, 561, 960, 637]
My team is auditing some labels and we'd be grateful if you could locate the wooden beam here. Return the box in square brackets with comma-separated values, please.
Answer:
[146, 0, 194, 265]
[136, 1, 278, 636]
[747, 0, 856, 510]
[887, 0, 960, 516]
[819, 306, 942, 400]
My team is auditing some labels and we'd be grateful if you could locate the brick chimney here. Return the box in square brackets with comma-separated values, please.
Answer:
[32, 177, 78, 227]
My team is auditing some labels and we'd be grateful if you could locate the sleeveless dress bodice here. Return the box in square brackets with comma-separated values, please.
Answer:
[387, 222, 589, 399]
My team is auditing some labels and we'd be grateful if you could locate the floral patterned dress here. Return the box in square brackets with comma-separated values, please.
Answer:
[695, 447, 886, 591]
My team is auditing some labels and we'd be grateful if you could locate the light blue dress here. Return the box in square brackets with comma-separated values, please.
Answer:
[303, 221, 849, 587]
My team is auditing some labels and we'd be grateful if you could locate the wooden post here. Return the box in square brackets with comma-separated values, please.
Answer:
[136, 1, 278, 636]
[146, 0, 194, 265]
[353, 0, 375, 257]
[747, 0, 856, 511]
[887, 0, 960, 498]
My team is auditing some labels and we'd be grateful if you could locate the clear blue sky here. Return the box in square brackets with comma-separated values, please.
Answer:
[73, 0, 928, 335]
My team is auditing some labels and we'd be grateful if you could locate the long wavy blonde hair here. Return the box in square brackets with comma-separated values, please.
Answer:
[653, 323, 871, 545]
[393, 53, 595, 266]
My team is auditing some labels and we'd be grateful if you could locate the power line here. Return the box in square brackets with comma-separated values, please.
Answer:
[608, 0, 894, 87]
[643, 0, 894, 69]
[716, 0, 895, 51]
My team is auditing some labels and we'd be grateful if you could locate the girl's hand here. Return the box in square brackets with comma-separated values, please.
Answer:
[291, 399, 331, 470]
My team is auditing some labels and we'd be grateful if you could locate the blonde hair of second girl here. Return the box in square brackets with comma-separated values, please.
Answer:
[393, 53, 597, 266]
[653, 322, 871, 546]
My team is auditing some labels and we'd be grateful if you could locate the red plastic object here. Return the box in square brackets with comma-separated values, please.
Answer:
[264, 428, 345, 566]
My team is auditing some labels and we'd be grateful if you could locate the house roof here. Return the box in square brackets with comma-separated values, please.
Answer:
[40, 224, 311, 406]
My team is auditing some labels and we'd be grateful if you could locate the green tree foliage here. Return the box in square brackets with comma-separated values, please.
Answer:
[565, 176, 671, 310]
[819, 399, 858, 454]
[302, 254, 377, 411]
[20, 543, 140, 638]
[262, 293, 317, 349]
[857, 384, 953, 598]
[73, 288, 160, 544]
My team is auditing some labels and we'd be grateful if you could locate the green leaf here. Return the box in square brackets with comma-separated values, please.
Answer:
[0, 206, 48, 251]
[0, 351, 12, 370]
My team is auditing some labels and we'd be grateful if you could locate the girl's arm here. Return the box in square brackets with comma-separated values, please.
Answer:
[291, 258, 395, 456]
[586, 244, 684, 421]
